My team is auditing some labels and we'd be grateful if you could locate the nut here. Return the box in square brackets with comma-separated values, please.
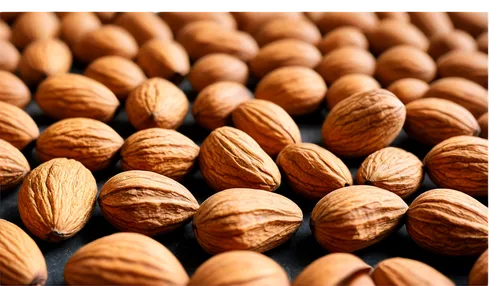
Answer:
[0, 40, 20, 72]
[114, 12, 172, 46]
[448, 12, 488, 37]
[317, 27, 368, 55]
[11, 12, 60, 49]
[428, 30, 477, 60]
[316, 12, 378, 34]
[376, 12, 410, 22]
[159, 12, 236, 35]
[325, 73, 380, 109]
[387, 78, 429, 104]
[254, 17, 321, 46]
[478, 112, 488, 139]
[60, 12, 101, 48]
[231, 12, 302, 35]
[408, 12, 453, 38]
[0, 20, 10, 40]
[18, 158, 97, 242]
[469, 249, 488, 285]
[477, 32, 488, 54]
[316, 46, 376, 84]
[368, 19, 429, 55]
[0, 139, 30, 191]
[94, 12, 117, 23]
[437, 50, 488, 88]
[193, 188, 302, 253]
[0, 71, 31, 108]
[0, 101, 39, 150]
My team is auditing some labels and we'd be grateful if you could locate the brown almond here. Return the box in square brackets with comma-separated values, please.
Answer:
[368, 19, 429, 55]
[193, 188, 302, 253]
[115, 12, 172, 46]
[94, 12, 117, 23]
[0, 40, 20, 72]
[317, 27, 369, 55]
[249, 39, 322, 78]
[469, 249, 488, 285]
[0, 20, 10, 40]
[0, 139, 30, 191]
[316, 47, 376, 84]
[0, 71, 31, 108]
[60, 12, 101, 49]
[325, 73, 380, 109]
[159, 12, 236, 35]
[376, 12, 410, 22]
[437, 50, 488, 88]
[387, 78, 429, 104]
[408, 12, 454, 38]
[120, 128, 199, 181]
[316, 12, 379, 34]
[477, 32, 488, 54]
[428, 30, 477, 60]
[36, 118, 124, 172]
[448, 12, 488, 37]
[0, 101, 39, 150]
[304, 12, 324, 23]
[255, 17, 321, 46]
[311, 185, 408, 252]
[478, 112, 488, 139]
[231, 12, 303, 36]
[11, 12, 60, 50]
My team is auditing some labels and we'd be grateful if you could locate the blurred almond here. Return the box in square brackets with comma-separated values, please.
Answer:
[231, 12, 303, 35]
[60, 12, 101, 48]
[304, 12, 324, 23]
[11, 12, 60, 50]
[387, 78, 429, 104]
[0, 139, 30, 191]
[316, 12, 379, 34]
[409, 12, 454, 38]
[0, 101, 39, 150]
[317, 27, 368, 55]
[1, 12, 22, 23]
[316, 47, 376, 84]
[325, 73, 380, 109]
[0, 40, 20, 72]
[368, 19, 429, 54]
[254, 17, 321, 46]
[159, 12, 236, 35]
[136, 39, 189, 82]
[469, 249, 488, 285]
[437, 50, 488, 88]
[478, 112, 488, 139]
[448, 12, 488, 37]
[376, 12, 410, 22]
[0, 71, 31, 108]
[428, 30, 477, 60]
[477, 32, 488, 54]
[94, 12, 117, 23]
[0, 20, 10, 40]
[115, 12, 172, 46]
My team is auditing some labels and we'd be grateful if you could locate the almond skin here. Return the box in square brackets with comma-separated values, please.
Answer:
[94, 12, 117, 23]
[423, 136, 488, 197]
[376, 12, 410, 22]
[120, 128, 199, 181]
[322, 89, 406, 157]
[192, 82, 252, 130]
[35, 73, 120, 122]
[188, 53, 249, 92]
[311, 185, 408, 252]
[469, 249, 488, 285]
[114, 12, 172, 46]
[325, 73, 380, 109]
[316, 12, 379, 34]
[159, 12, 237, 35]
[255, 66, 327, 115]
[36, 118, 124, 172]
[368, 19, 429, 55]
[0, 20, 10, 40]
[277, 143, 352, 199]
[60, 12, 101, 49]
[317, 27, 369, 55]
[0, 101, 39, 150]
[11, 12, 60, 50]
[84, 55, 146, 100]
[254, 17, 321, 46]
[0, 219, 47, 285]
[0, 40, 20, 72]
[249, 39, 322, 78]
[406, 188, 488, 255]
[0, 71, 31, 108]
[408, 12, 454, 38]
[437, 50, 488, 88]
[99, 170, 199, 236]
[477, 32, 488, 54]
[193, 188, 302, 253]
[231, 12, 303, 36]
[64, 232, 189, 285]
[428, 30, 477, 60]
[125, 78, 189, 130]
[316, 47, 376, 85]
[356, 147, 424, 199]
[199, 126, 281, 192]
[18, 158, 97, 242]
[0, 139, 30, 191]
[478, 112, 488, 139]
[387, 78, 429, 104]
[448, 12, 488, 37]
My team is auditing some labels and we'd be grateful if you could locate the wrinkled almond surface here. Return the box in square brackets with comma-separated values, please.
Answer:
[0, 101, 39, 150]
[316, 46, 376, 84]
[0, 139, 30, 191]
[0, 70, 31, 108]
[437, 50, 488, 88]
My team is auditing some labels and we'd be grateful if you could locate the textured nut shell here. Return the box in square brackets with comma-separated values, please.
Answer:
[136, 39, 189, 82]
[375, 45, 437, 86]
[0, 219, 47, 285]
[0, 139, 30, 191]
[478, 112, 488, 139]
[0, 71, 31, 108]
[11, 12, 60, 49]
[192, 82, 252, 130]
[368, 19, 429, 54]
[293, 253, 373, 286]
[406, 188, 488, 255]
[36, 118, 124, 172]
[115, 12, 172, 46]
[311, 185, 408, 252]
[99, 170, 199, 235]
[0, 40, 20, 72]
[18, 158, 97, 242]
[255, 18, 321, 46]
[325, 73, 380, 109]
[120, 128, 199, 181]
[125, 78, 189, 130]
[35, 73, 120, 122]
[448, 12, 488, 37]
[0, 20, 10, 40]
[355, 147, 424, 199]
[159, 12, 236, 35]
[408, 12, 454, 38]
[387, 78, 429, 104]
[437, 50, 488, 88]
[469, 249, 488, 285]
[316, 12, 378, 34]
[371, 257, 454, 286]
[322, 89, 406, 157]
[199, 127, 281, 192]
[317, 27, 368, 55]
[188, 53, 248, 92]
[18, 39, 72, 86]
[193, 188, 302, 253]
[277, 143, 352, 199]
[477, 32, 488, 54]
[231, 12, 303, 35]
[0, 101, 39, 150]
[250, 39, 322, 78]
[428, 30, 477, 60]
[423, 136, 488, 196]
[255, 66, 327, 115]
[64, 232, 189, 285]
[376, 12, 410, 22]
[60, 12, 101, 48]
[189, 251, 290, 286]
[316, 47, 376, 84]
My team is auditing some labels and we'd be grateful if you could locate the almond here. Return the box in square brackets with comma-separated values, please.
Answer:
[311, 185, 408, 252]
[448, 12, 488, 37]
[115, 12, 172, 46]
[199, 126, 281, 192]
[254, 17, 321, 46]
[408, 12, 454, 38]
[60, 12, 101, 49]
[120, 128, 199, 181]
[316, 47, 376, 84]
[125, 78, 188, 130]
[304, 12, 324, 23]
[0, 40, 20, 72]
[11, 12, 60, 49]
[18, 158, 97, 242]
[193, 188, 302, 253]
[368, 19, 429, 54]
[0, 101, 39, 150]
[387, 78, 429, 104]
[35, 73, 120, 122]
[469, 249, 488, 285]
[159, 12, 236, 35]
[0, 139, 30, 191]
[317, 27, 369, 55]
[325, 73, 380, 109]
[36, 118, 124, 172]
[423, 136, 488, 196]
[437, 50, 488, 88]
[406, 188, 488, 255]
[428, 30, 477, 60]
[0, 71, 31, 108]
[376, 12, 410, 22]
[94, 12, 117, 23]
[477, 32, 488, 54]
[478, 112, 488, 139]
[255, 66, 327, 115]
[0, 20, 10, 40]
[231, 12, 303, 35]
[316, 12, 379, 34]
[322, 89, 405, 157]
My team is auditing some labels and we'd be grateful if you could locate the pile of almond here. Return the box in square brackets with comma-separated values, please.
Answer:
[0, 12, 488, 285]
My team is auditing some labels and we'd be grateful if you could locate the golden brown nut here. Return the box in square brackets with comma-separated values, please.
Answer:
[136, 39, 189, 82]
[0, 101, 39, 150]
[159, 12, 236, 35]
[318, 27, 369, 55]
[316, 12, 379, 34]
[477, 32, 488, 54]
[0, 40, 20, 72]
[469, 249, 488, 285]
[94, 12, 117, 23]
[437, 50, 488, 88]
[387, 78, 429, 104]
[376, 12, 410, 22]
[428, 30, 477, 60]
[478, 112, 488, 139]
[325, 73, 380, 109]
[0, 20, 11, 40]
[11, 12, 60, 49]
[0, 71, 31, 108]
[408, 12, 454, 38]
[368, 19, 429, 55]
[254, 17, 321, 46]
[316, 46, 376, 84]
[60, 12, 101, 48]
[114, 12, 172, 46]
[231, 12, 303, 35]
[448, 12, 488, 37]
[0, 139, 30, 191]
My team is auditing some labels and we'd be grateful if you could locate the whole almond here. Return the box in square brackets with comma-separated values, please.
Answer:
[277, 143, 352, 199]
[448, 12, 488, 37]
[0, 101, 39, 150]
[189, 251, 290, 286]
[469, 249, 488, 285]
[311, 185, 408, 252]
[199, 126, 281, 192]
[316, 12, 379, 34]
[424, 136, 488, 196]
[84, 55, 146, 100]
[159, 12, 236, 35]
[232, 99, 302, 156]
[428, 30, 477, 60]
[478, 112, 488, 139]
[255, 66, 327, 115]
[406, 188, 488, 255]
[35, 74, 120, 122]
[60, 12, 101, 48]
[404, 98, 480, 145]
[254, 17, 321, 46]
[0, 219, 47, 285]
[18, 158, 97, 242]
[437, 50, 488, 88]
[99, 170, 199, 235]
[408, 12, 454, 38]
[192, 82, 252, 130]
[193, 188, 302, 253]
[477, 32, 488, 54]
[387, 78, 429, 104]
[94, 12, 117, 23]
[249, 39, 322, 78]
[115, 12, 172, 46]
[18, 39, 72, 86]
[371, 257, 454, 286]
[369, 19, 429, 55]
[322, 89, 405, 157]
[120, 128, 199, 180]
[0, 40, 20, 72]
[317, 27, 369, 55]
[316, 47, 376, 84]
[64, 232, 189, 285]
[188, 53, 249, 92]
[125, 78, 189, 130]
[325, 73, 380, 109]
[0, 20, 10, 40]
[36, 118, 124, 172]
[0, 139, 30, 191]
[356, 147, 424, 198]
[376, 12, 410, 22]
[231, 12, 303, 36]
[11, 12, 60, 49]
[0, 71, 31, 108]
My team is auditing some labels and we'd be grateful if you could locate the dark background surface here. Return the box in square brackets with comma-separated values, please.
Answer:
[0, 71, 488, 285]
